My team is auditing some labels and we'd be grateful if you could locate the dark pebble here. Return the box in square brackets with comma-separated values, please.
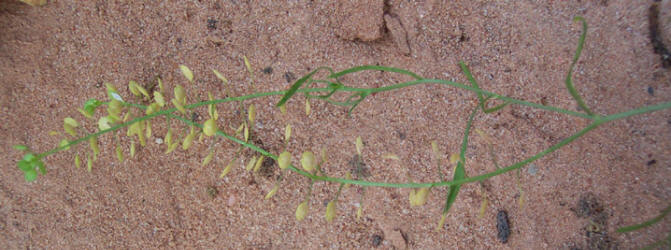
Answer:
[647, 86, 654, 96]
[262, 66, 273, 74]
[284, 71, 295, 83]
[497, 210, 510, 243]
[372, 234, 383, 247]
[647, 159, 657, 166]
[207, 18, 217, 30]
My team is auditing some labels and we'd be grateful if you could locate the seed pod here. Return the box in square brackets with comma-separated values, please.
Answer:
[130, 141, 136, 158]
[182, 129, 196, 150]
[98, 117, 112, 130]
[74, 154, 81, 168]
[265, 184, 279, 200]
[86, 154, 93, 172]
[63, 117, 79, 136]
[355, 136, 363, 156]
[248, 104, 256, 124]
[300, 151, 316, 173]
[174, 85, 186, 104]
[295, 201, 309, 221]
[179, 65, 194, 82]
[305, 99, 311, 116]
[279, 104, 287, 115]
[245, 156, 257, 171]
[413, 187, 430, 206]
[116, 142, 124, 162]
[212, 69, 228, 83]
[243, 56, 253, 76]
[253, 156, 265, 172]
[89, 136, 100, 159]
[203, 118, 218, 137]
[356, 206, 363, 221]
[220, 161, 233, 178]
[59, 139, 70, 151]
[325, 200, 337, 223]
[243, 123, 249, 142]
[202, 149, 215, 166]
[284, 124, 292, 143]
[277, 151, 291, 170]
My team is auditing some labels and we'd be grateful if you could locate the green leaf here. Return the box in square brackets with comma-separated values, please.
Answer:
[23, 153, 37, 163]
[13, 145, 29, 151]
[36, 160, 46, 175]
[617, 204, 671, 233]
[565, 16, 593, 116]
[17, 160, 32, 172]
[83, 98, 103, 115]
[24, 169, 37, 182]
[443, 105, 478, 215]
[276, 67, 329, 107]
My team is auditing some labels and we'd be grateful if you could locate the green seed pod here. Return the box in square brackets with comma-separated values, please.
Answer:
[265, 184, 279, 200]
[325, 200, 337, 223]
[179, 65, 194, 82]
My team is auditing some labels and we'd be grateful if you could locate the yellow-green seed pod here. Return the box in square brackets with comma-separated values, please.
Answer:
[220, 161, 233, 178]
[248, 104, 256, 124]
[78, 108, 93, 119]
[412, 187, 430, 207]
[130, 141, 136, 158]
[182, 129, 196, 150]
[174, 85, 186, 104]
[243, 55, 253, 76]
[382, 153, 400, 160]
[63, 117, 79, 136]
[243, 123, 249, 142]
[355, 136, 363, 156]
[165, 127, 173, 145]
[344, 172, 352, 189]
[74, 154, 81, 168]
[212, 69, 228, 83]
[295, 201, 309, 221]
[116, 143, 123, 162]
[245, 156, 257, 171]
[158, 77, 165, 93]
[449, 153, 461, 164]
[325, 200, 337, 223]
[277, 151, 291, 170]
[179, 65, 194, 82]
[264, 184, 279, 200]
[87, 154, 93, 172]
[300, 151, 316, 173]
[207, 92, 218, 120]
[172, 99, 186, 114]
[235, 123, 245, 135]
[89, 136, 100, 159]
[98, 117, 112, 130]
[356, 206, 363, 221]
[129, 81, 141, 96]
[253, 155, 265, 172]
[49, 131, 60, 136]
[165, 142, 179, 154]
[321, 148, 328, 164]
[202, 149, 215, 166]
[59, 139, 70, 151]
[153, 91, 166, 107]
[279, 104, 287, 115]
[284, 124, 292, 143]
[436, 213, 448, 231]
[305, 99, 311, 116]
[203, 118, 218, 137]
[136, 84, 149, 98]
[123, 112, 131, 122]
[479, 196, 488, 219]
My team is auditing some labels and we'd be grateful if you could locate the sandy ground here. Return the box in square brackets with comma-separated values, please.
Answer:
[2, 0, 671, 249]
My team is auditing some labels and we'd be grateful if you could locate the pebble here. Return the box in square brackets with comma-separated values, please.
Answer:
[497, 210, 510, 243]
[527, 164, 538, 175]
[155, 138, 163, 144]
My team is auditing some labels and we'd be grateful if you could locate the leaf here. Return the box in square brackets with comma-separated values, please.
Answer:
[19, 0, 47, 7]
[158, 77, 165, 93]
[295, 201, 309, 221]
[276, 68, 322, 107]
[179, 65, 194, 82]
[182, 128, 197, 150]
[89, 136, 100, 159]
[63, 117, 79, 136]
[98, 117, 112, 130]
[279, 104, 287, 115]
[13, 145, 29, 151]
[59, 139, 71, 151]
[17, 160, 32, 172]
[277, 151, 291, 170]
[435, 213, 448, 231]
[24, 169, 37, 182]
[128, 80, 141, 96]
[80, 98, 102, 118]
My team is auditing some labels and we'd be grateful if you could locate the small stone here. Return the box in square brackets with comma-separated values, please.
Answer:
[155, 138, 163, 144]
[647, 86, 654, 96]
[527, 164, 538, 175]
[372, 234, 383, 247]
[207, 18, 217, 30]
[262, 66, 273, 74]
[497, 210, 510, 243]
